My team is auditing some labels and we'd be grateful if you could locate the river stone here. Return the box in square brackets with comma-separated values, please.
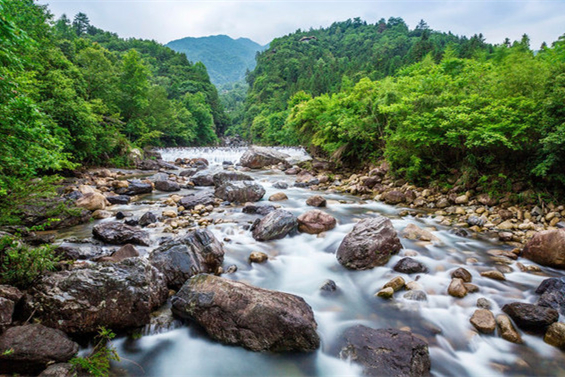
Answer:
[331, 325, 430, 377]
[139, 211, 158, 227]
[242, 203, 277, 216]
[0, 297, 14, 326]
[544, 322, 565, 348]
[269, 192, 288, 201]
[382, 190, 405, 205]
[171, 274, 320, 352]
[336, 216, 402, 270]
[240, 146, 291, 169]
[154, 180, 180, 192]
[75, 192, 109, 211]
[179, 191, 216, 209]
[522, 229, 565, 268]
[215, 181, 266, 203]
[249, 251, 268, 263]
[306, 195, 326, 207]
[272, 181, 289, 189]
[448, 278, 467, 298]
[480, 270, 506, 281]
[376, 287, 394, 299]
[451, 267, 472, 283]
[92, 221, 150, 246]
[297, 210, 337, 234]
[320, 279, 337, 294]
[106, 195, 131, 205]
[393, 257, 429, 274]
[123, 180, 152, 196]
[470, 309, 496, 334]
[0, 324, 79, 375]
[95, 244, 139, 263]
[401, 224, 439, 242]
[496, 314, 523, 344]
[191, 169, 218, 186]
[536, 277, 565, 315]
[502, 302, 559, 333]
[25, 258, 168, 334]
[477, 298, 492, 309]
[383, 276, 405, 292]
[38, 363, 76, 377]
[252, 210, 298, 241]
[213, 171, 253, 186]
[149, 229, 225, 290]
[403, 290, 427, 301]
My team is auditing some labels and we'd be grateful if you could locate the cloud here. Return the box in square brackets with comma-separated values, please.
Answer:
[38, 0, 565, 47]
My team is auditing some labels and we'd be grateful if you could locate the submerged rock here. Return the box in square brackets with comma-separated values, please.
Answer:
[240, 146, 290, 169]
[25, 258, 168, 334]
[336, 216, 402, 270]
[213, 171, 253, 187]
[331, 325, 431, 376]
[171, 274, 320, 352]
[252, 210, 298, 241]
[215, 181, 265, 203]
[92, 221, 150, 246]
[178, 191, 216, 209]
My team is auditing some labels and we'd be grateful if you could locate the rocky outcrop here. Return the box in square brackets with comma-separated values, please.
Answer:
[171, 274, 319, 352]
[297, 210, 337, 234]
[24, 258, 168, 334]
[331, 325, 431, 376]
[502, 302, 559, 333]
[149, 229, 224, 289]
[92, 221, 150, 246]
[214, 181, 265, 203]
[0, 324, 79, 375]
[240, 146, 290, 169]
[522, 229, 565, 268]
[252, 210, 298, 241]
[178, 191, 216, 209]
[336, 216, 402, 270]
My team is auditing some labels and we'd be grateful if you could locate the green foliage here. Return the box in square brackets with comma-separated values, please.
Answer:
[70, 327, 120, 377]
[0, 235, 59, 288]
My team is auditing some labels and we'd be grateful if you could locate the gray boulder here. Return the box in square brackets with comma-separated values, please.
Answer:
[93, 221, 150, 246]
[24, 258, 168, 334]
[337, 216, 402, 270]
[393, 257, 429, 274]
[171, 274, 320, 352]
[331, 325, 431, 376]
[154, 180, 180, 192]
[537, 277, 565, 315]
[122, 180, 152, 196]
[191, 169, 218, 186]
[240, 146, 290, 169]
[213, 171, 253, 187]
[215, 181, 265, 203]
[149, 229, 225, 289]
[252, 209, 298, 241]
[139, 211, 158, 227]
[242, 203, 277, 216]
[179, 191, 216, 209]
[106, 195, 130, 205]
[502, 302, 559, 333]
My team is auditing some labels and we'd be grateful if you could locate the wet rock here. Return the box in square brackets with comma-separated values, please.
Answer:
[496, 314, 523, 344]
[477, 193, 497, 206]
[522, 229, 565, 269]
[383, 276, 406, 292]
[306, 195, 327, 207]
[249, 251, 268, 263]
[536, 277, 565, 315]
[0, 297, 14, 325]
[123, 180, 152, 196]
[19, 198, 91, 230]
[213, 171, 253, 187]
[502, 302, 559, 333]
[544, 322, 565, 349]
[401, 223, 438, 242]
[448, 278, 467, 298]
[467, 216, 485, 227]
[242, 203, 277, 216]
[252, 210, 298, 241]
[0, 324, 79, 375]
[477, 298, 492, 309]
[403, 290, 427, 301]
[38, 363, 76, 377]
[451, 267, 472, 283]
[149, 229, 224, 289]
[470, 309, 496, 334]
[215, 181, 266, 203]
[154, 180, 180, 192]
[240, 146, 291, 169]
[139, 211, 158, 227]
[269, 192, 288, 201]
[382, 190, 405, 204]
[498, 232, 514, 242]
[480, 270, 506, 281]
[0, 285, 23, 303]
[376, 287, 394, 299]
[91, 210, 111, 219]
[25, 258, 168, 334]
[297, 210, 337, 234]
[464, 283, 479, 293]
[180, 168, 198, 177]
[124, 218, 139, 226]
[190, 169, 219, 186]
[336, 216, 402, 270]
[92, 221, 150, 246]
[75, 192, 109, 211]
[273, 181, 289, 190]
[171, 274, 319, 352]
[452, 228, 470, 237]
[331, 325, 430, 377]
[320, 279, 337, 294]
[393, 257, 429, 274]
[179, 191, 216, 209]
[95, 244, 139, 263]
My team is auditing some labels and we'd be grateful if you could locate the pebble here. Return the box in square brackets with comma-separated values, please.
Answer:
[480, 270, 506, 281]
[477, 298, 492, 309]
[376, 287, 394, 299]
[249, 251, 269, 263]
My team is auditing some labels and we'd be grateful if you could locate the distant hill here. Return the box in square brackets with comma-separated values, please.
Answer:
[166, 35, 267, 86]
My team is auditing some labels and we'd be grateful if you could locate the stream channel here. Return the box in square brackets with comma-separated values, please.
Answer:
[57, 147, 565, 376]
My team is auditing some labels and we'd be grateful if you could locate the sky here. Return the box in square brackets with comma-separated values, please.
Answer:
[36, 0, 565, 48]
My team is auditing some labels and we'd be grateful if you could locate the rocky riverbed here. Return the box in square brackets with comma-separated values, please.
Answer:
[1, 146, 565, 376]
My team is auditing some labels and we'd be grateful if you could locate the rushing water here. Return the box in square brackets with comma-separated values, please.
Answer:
[60, 147, 565, 376]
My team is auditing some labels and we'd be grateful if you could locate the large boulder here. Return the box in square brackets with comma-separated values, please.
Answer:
[252, 209, 298, 241]
[0, 324, 79, 375]
[240, 146, 290, 169]
[178, 191, 216, 210]
[393, 257, 429, 274]
[106, 195, 130, 205]
[214, 181, 265, 203]
[242, 203, 277, 216]
[536, 277, 565, 315]
[95, 244, 139, 263]
[522, 229, 565, 268]
[331, 325, 431, 376]
[297, 210, 337, 234]
[154, 180, 180, 192]
[149, 229, 225, 289]
[336, 216, 402, 270]
[502, 302, 559, 333]
[92, 221, 150, 246]
[213, 171, 253, 187]
[24, 258, 168, 334]
[191, 169, 218, 186]
[171, 274, 320, 352]
[75, 192, 109, 211]
[19, 198, 90, 230]
[121, 180, 152, 196]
